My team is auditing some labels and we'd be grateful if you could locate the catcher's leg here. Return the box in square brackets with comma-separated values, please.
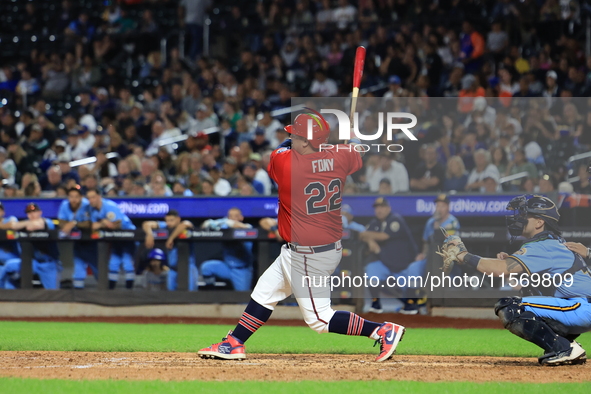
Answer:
[495, 297, 586, 365]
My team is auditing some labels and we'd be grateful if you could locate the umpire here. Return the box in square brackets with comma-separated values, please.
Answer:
[361, 197, 421, 314]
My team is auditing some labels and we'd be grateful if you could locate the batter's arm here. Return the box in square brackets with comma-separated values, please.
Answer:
[348, 137, 366, 158]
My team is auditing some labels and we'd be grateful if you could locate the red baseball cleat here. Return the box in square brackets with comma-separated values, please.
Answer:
[198, 331, 246, 360]
[374, 322, 405, 362]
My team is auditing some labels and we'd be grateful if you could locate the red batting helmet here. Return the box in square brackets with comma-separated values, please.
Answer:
[284, 109, 330, 149]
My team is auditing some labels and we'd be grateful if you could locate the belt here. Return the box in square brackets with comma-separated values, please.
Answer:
[288, 240, 341, 254]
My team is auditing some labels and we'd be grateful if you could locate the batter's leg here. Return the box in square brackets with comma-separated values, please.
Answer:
[199, 246, 293, 359]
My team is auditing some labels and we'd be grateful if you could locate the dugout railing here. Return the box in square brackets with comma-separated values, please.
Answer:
[2, 226, 591, 313]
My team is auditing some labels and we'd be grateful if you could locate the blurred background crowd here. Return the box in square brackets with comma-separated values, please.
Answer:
[1, 0, 591, 199]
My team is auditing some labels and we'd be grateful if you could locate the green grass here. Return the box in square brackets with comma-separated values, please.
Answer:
[0, 379, 589, 394]
[0, 321, 590, 357]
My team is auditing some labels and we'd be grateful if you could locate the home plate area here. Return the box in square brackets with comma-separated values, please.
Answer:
[0, 351, 588, 382]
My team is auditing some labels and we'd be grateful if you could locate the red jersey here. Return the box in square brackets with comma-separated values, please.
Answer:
[268, 146, 362, 246]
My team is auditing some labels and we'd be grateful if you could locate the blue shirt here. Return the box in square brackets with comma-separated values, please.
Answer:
[423, 214, 460, 242]
[365, 213, 418, 272]
[89, 199, 136, 230]
[508, 232, 591, 298]
[156, 221, 195, 268]
[58, 198, 90, 223]
[32, 219, 59, 261]
[0, 216, 20, 256]
[204, 218, 254, 266]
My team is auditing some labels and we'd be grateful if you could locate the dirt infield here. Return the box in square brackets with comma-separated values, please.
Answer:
[0, 351, 588, 382]
[0, 313, 504, 329]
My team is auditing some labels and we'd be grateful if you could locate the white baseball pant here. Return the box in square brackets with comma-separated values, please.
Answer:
[251, 241, 343, 333]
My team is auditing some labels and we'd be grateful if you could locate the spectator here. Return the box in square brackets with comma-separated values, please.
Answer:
[538, 173, 557, 193]
[444, 155, 469, 192]
[0, 147, 17, 185]
[208, 166, 231, 196]
[465, 149, 501, 192]
[459, 21, 485, 73]
[506, 149, 539, 190]
[491, 147, 509, 176]
[257, 110, 283, 148]
[410, 145, 445, 192]
[365, 152, 409, 194]
[572, 164, 591, 194]
[483, 175, 501, 193]
[309, 69, 338, 97]
[249, 128, 270, 153]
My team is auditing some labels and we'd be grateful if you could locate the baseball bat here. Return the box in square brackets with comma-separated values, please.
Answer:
[348, 46, 366, 143]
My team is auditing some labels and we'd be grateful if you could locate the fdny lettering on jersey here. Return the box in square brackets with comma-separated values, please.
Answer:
[312, 159, 334, 173]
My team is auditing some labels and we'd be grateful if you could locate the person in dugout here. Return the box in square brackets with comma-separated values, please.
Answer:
[0, 203, 61, 289]
[58, 187, 97, 289]
[200, 207, 254, 291]
[142, 209, 198, 291]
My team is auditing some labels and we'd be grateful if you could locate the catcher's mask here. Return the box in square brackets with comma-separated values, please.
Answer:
[505, 195, 560, 242]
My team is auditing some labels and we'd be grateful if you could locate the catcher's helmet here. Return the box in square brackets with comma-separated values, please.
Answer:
[285, 109, 330, 149]
[148, 248, 166, 261]
[506, 195, 560, 239]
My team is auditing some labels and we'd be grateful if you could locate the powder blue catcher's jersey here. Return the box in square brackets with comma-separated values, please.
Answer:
[89, 199, 136, 230]
[507, 232, 591, 298]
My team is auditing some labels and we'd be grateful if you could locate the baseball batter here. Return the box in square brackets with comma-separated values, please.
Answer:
[199, 111, 405, 362]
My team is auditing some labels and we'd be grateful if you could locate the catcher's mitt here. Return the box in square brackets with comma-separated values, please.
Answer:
[436, 227, 467, 275]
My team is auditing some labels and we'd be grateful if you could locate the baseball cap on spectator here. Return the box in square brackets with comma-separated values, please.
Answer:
[97, 87, 108, 97]
[133, 102, 144, 111]
[379, 178, 391, 185]
[196, 103, 208, 112]
[94, 126, 108, 135]
[53, 152, 71, 164]
[31, 124, 43, 133]
[389, 75, 401, 85]
[255, 127, 265, 136]
[461, 74, 476, 90]
[225, 157, 237, 166]
[189, 129, 209, 139]
[77, 125, 89, 135]
[488, 76, 500, 89]
[208, 164, 221, 172]
[55, 140, 67, 149]
[0, 146, 6, 155]
[249, 153, 262, 161]
[372, 197, 390, 207]
[547, 70, 558, 80]
[473, 97, 487, 112]
[25, 202, 41, 213]
[434, 194, 450, 204]
[483, 173, 500, 184]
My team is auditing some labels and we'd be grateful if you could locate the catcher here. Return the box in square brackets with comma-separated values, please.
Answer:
[437, 194, 591, 366]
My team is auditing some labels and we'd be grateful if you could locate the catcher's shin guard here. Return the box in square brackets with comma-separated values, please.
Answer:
[494, 297, 571, 354]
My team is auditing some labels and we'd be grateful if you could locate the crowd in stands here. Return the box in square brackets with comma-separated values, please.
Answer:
[1, 0, 591, 199]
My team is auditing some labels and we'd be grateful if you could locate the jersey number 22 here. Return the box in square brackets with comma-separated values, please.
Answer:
[304, 179, 342, 215]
